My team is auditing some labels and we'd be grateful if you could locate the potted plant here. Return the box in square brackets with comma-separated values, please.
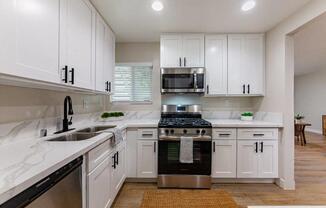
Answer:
[100, 112, 125, 122]
[295, 114, 304, 123]
[241, 112, 254, 121]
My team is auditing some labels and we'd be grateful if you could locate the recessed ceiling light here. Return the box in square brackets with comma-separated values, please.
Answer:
[152, 1, 164, 11]
[241, 0, 256, 11]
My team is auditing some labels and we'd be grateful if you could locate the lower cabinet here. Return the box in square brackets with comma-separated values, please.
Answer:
[87, 140, 126, 208]
[137, 140, 157, 178]
[237, 140, 278, 178]
[88, 156, 112, 208]
[212, 140, 237, 178]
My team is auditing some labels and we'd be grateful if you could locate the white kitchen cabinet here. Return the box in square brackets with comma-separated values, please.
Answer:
[205, 35, 228, 95]
[95, 15, 115, 93]
[0, 0, 61, 84]
[258, 140, 278, 178]
[60, 0, 95, 89]
[212, 140, 237, 178]
[228, 34, 265, 96]
[88, 156, 113, 208]
[237, 140, 278, 178]
[160, 34, 204, 68]
[137, 140, 157, 178]
[111, 141, 126, 198]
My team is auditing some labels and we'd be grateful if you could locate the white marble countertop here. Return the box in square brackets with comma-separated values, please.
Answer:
[0, 118, 282, 204]
[206, 119, 283, 128]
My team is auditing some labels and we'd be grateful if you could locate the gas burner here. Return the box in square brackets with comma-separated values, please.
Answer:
[159, 118, 212, 128]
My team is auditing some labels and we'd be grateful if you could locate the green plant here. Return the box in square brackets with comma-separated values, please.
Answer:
[295, 114, 304, 120]
[241, 112, 253, 117]
[101, 112, 124, 119]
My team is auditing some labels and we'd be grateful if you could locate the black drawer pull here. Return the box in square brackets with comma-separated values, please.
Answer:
[219, 133, 231, 136]
[253, 133, 265, 137]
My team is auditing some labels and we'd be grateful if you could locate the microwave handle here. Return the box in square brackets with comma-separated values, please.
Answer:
[193, 73, 198, 89]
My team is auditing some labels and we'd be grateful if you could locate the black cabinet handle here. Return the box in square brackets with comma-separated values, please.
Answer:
[219, 133, 231, 136]
[260, 142, 264, 153]
[105, 81, 109, 91]
[253, 134, 265, 137]
[62, 66, 68, 83]
[255, 142, 258, 153]
[69, 68, 74, 85]
[154, 142, 156, 153]
[247, 84, 250, 94]
[213, 141, 215, 152]
[108, 82, 111, 92]
[184, 57, 186, 67]
[116, 151, 119, 165]
[179, 57, 182, 67]
[207, 85, 209, 94]
[112, 154, 116, 169]
[243, 84, 245, 94]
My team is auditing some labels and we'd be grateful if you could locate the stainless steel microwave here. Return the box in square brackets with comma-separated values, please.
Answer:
[160, 68, 205, 94]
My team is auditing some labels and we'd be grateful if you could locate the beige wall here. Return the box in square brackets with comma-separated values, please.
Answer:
[259, 0, 326, 189]
[0, 85, 109, 124]
[294, 69, 326, 134]
[114, 42, 258, 112]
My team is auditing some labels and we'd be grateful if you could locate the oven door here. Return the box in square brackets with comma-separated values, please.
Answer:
[161, 68, 205, 93]
[158, 140, 211, 175]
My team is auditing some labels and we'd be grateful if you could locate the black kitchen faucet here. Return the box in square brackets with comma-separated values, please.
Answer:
[54, 96, 75, 134]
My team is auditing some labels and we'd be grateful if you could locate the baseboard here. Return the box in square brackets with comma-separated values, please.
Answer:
[276, 178, 295, 190]
[306, 128, 322, 135]
[212, 178, 275, 184]
[125, 178, 157, 183]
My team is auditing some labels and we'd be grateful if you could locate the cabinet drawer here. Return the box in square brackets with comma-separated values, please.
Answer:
[238, 128, 278, 140]
[87, 138, 114, 173]
[213, 128, 236, 140]
[137, 128, 157, 140]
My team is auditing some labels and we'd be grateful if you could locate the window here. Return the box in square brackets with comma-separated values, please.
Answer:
[112, 63, 153, 103]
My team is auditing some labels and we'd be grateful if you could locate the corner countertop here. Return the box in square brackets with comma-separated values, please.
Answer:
[0, 118, 282, 204]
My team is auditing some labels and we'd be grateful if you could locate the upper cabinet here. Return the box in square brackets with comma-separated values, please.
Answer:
[0, 0, 61, 84]
[0, 0, 115, 93]
[228, 34, 265, 96]
[205, 35, 228, 95]
[160, 34, 204, 68]
[60, 0, 95, 89]
[95, 15, 115, 93]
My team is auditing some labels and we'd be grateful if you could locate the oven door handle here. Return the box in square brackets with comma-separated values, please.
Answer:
[159, 135, 212, 141]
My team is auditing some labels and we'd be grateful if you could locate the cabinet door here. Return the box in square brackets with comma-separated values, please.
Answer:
[245, 34, 265, 95]
[112, 142, 126, 196]
[160, 35, 182, 67]
[60, 0, 95, 89]
[103, 27, 115, 94]
[228, 34, 265, 95]
[88, 157, 112, 208]
[137, 140, 157, 178]
[1, 0, 60, 83]
[237, 140, 258, 178]
[95, 15, 106, 92]
[258, 141, 278, 178]
[212, 140, 236, 178]
[182, 34, 205, 67]
[205, 35, 228, 95]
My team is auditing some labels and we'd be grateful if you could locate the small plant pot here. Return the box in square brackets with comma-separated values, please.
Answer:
[241, 116, 253, 121]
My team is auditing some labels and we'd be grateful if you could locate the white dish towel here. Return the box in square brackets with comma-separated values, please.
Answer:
[106, 128, 123, 146]
[179, 136, 194, 164]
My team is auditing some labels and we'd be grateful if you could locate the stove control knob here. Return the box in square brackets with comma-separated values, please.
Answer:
[196, 130, 201, 134]
[201, 130, 206, 135]
[165, 129, 169, 135]
[183, 129, 187, 134]
[170, 129, 174, 134]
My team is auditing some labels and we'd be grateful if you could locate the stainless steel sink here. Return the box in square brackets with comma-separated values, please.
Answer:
[76, 125, 117, 133]
[47, 132, 101, 142]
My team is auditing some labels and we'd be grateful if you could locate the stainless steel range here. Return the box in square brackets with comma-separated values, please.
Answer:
[158, 105, 212, 189]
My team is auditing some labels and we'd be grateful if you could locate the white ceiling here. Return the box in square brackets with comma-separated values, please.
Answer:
[91, 0, 310, 42]
[294, 12, 326, 76]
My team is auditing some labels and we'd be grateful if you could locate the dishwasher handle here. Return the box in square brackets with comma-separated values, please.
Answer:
[1, 156, 83, 208]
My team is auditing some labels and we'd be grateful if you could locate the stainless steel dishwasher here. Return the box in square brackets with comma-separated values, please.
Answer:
[1, 156, 83, 208]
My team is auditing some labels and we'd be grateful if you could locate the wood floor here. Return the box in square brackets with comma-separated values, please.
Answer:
[113, 132, 326, 207]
